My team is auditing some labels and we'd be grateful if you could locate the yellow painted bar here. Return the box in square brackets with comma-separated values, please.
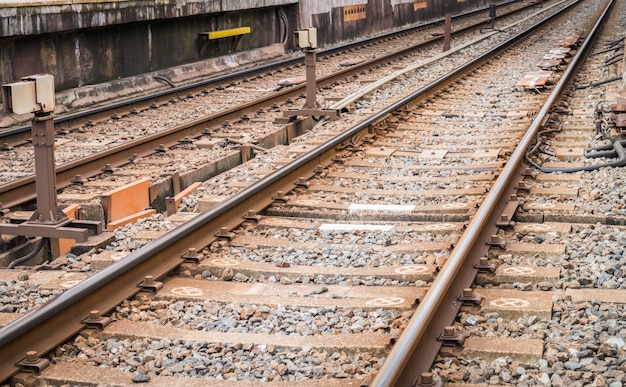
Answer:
[206, 27, 250, 40]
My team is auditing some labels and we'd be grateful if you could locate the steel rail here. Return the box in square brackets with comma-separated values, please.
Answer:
[0, 0, 583, 383]
[371, 0, 614, 384]
[0, 2, 539, 211]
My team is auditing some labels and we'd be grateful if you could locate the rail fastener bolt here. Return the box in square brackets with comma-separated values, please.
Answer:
[16, 351, 50, 374]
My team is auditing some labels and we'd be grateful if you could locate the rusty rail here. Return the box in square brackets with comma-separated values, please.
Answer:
[371, 0, 614, 384]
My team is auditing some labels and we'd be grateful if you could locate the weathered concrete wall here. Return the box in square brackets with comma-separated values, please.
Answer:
[0, 0, 298, 36]
[0, 0, 298, 90]
[300, 0, 490, 47]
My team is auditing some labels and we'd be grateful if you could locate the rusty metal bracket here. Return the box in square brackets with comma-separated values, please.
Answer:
[243, 210, 262, 224]
[272, 191, 289, 203]
[415, 372, 444, 387]
[474, 257, 497, 274]
[181, 248, 203, 263]
[331, 155, 347, 164]
[64, 220, 103, 235]
[215, 227, 235, 241]
[138, 275, 163, 294]
[314, 164, 328, 176]
[496, 200, 519, 227]
[458, 288, 483, 307]
[436, 326, 465, 347]
[15, 351, 50, 374]
[70, 175, 84, 185]
[295, 177, 310, 189]
[487, 235, 507, 249]
[81, 310, 111, 330]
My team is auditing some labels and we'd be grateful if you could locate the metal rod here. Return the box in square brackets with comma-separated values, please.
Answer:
[304, 48, 317, 109]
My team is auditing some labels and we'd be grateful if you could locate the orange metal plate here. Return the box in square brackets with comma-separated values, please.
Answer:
[59, 204, 81, 255]
[101, 178, 151, 223]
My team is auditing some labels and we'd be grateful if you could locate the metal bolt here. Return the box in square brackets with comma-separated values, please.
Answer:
[420, 372, 434, 384]
[24, 351, 38, 364]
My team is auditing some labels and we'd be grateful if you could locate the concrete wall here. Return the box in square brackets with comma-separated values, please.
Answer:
[0, 0, 298, 90]
[299, 0, 489, 46]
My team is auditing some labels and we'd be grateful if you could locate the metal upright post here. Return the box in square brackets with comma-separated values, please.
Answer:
[304, 48, 317, 109]
[31, 113, 60, 224]
[443, 13, 451, 52]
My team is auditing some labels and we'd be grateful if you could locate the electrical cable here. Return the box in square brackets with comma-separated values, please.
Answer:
[7, 238, 47, 269]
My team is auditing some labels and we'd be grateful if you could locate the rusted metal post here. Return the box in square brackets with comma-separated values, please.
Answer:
[31, 113, 63, 257]
[31, 113, 60, 224]
[304, 48, 317, 109]
[443, 13, 451, 52]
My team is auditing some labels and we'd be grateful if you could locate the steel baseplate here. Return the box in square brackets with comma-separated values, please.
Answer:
[283, 107, 341, 120]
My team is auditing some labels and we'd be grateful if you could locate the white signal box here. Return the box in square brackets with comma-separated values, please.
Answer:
[2, 74, 55, 115]
[294, 27, 318, 49]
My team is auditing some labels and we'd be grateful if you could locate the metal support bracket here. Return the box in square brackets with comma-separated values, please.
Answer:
[81, 310, 111, 330]
[474, 257, 498, 274]
[458, 288, 483, 307]
[15, 351, 50, 374]
[182, 248, 203, 263]
[496, 200, 519, 227]
[138, 275, 163, 294]
[437, 326, 465, 347]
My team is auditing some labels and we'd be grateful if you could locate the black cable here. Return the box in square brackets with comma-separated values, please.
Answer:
[7, 238, 48, 269]
[527, 139, 626, 173]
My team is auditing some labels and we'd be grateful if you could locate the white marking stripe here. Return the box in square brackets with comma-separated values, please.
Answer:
[319, 224, 395, 231]
[348, 204, 415, 213]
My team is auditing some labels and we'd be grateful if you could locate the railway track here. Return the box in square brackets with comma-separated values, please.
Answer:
[2, 0, 626, 384]
[0, 0, 566, 213]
